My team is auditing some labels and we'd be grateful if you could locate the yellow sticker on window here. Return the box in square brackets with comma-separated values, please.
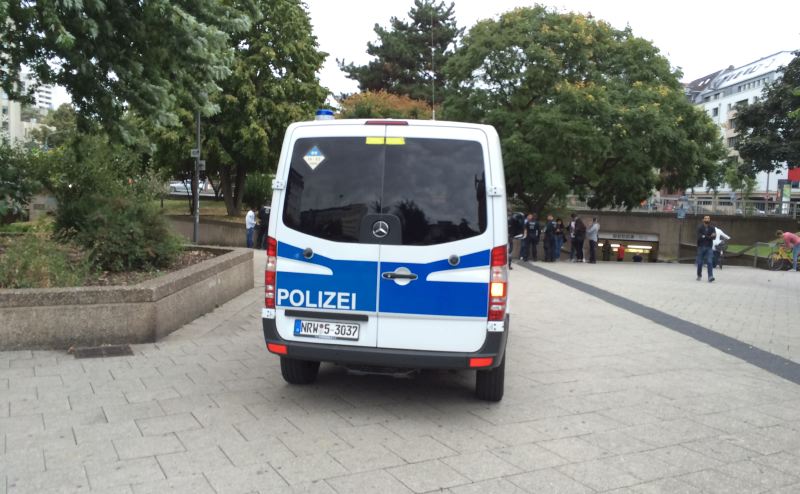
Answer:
[365, 137, 384, 145]
[385, 137, 405, 145]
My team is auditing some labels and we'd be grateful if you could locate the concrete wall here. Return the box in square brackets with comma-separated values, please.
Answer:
[168, 216, 247, 247]
[586, 211, 799, 260]
[0, 248, 254, 350]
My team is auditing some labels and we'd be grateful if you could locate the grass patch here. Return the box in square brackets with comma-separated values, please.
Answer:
[157, 198, 242, 221]
[727, 243, 779, 257]
[0, 234, 91, 288]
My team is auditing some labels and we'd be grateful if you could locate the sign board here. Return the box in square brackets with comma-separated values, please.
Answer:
[198, 160, 206, 171]
[190, 148, 200, 158]
[603, 232, 660, 242]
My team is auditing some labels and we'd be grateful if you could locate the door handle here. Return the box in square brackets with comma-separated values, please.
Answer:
[382, 272, 418, 280]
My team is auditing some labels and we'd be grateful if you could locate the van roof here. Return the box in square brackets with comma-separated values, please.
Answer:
[295, 118, 494, 130]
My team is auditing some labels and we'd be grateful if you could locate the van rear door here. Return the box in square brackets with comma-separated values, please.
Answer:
[273, 124, 384, 348]
[376, 124, 493, 352]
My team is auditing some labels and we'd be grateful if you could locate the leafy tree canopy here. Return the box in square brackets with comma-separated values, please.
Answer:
[735, 51, 800, 172]
[339, 0, 462, 104]
[151, 0, 327, 216]
[338, 91, 433, 119]
[1, 1, 252, 129]
[443, 6, 726, 212]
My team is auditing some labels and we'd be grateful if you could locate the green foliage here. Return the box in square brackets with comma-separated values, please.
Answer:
[338, 91, 434, 119]
[443, 6, 726, 212]
[0, 235, 91, 288]
[242, 172, 273, 210]
[339, 0, 462, 104]
[153, 0, 327, 216]
[735, 51, 800, 172]
[2, 1, 252, 129]
[27, 104, 79, 149]
[67, 194, 183, 272]
[0, 144, 41, 222]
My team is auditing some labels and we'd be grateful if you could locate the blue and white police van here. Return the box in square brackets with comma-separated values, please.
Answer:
[262, 117, 510, 401]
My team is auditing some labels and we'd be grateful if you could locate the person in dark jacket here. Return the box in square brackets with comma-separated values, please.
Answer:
[554, 218, 566, 261]
[522, 213, 540, 262]
[255, 204, 270, 249]
[696, 215, 716, 282]
[543, 214, 556, 262]
[507, 213, 522, 269]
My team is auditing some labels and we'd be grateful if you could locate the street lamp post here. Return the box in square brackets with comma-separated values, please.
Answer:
[193, 110, 201, 244]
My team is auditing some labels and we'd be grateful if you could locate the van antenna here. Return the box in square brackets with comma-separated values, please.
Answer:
[431, 4, 436, 121]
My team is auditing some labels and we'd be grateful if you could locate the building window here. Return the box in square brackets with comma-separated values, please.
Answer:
[727, 137, 739, 148]
[714, 93, 720, 100]
[728, 119, 736, 129]
[703, 96, 710, 102]
[712, 108, 719, 117]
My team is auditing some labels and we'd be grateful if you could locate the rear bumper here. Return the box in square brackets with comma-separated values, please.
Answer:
[262, 315, 509, 370]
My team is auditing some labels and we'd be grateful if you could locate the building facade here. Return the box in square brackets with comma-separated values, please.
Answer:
[686, 51, 798, 200]
[21, 72, 55, 111]
[0, 90, 24, 144]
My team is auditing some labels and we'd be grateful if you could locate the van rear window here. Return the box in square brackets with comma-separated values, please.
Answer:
[282, 136, 487, 245]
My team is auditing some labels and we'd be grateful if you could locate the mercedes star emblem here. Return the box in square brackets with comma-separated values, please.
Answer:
[372, 220, 390, 238]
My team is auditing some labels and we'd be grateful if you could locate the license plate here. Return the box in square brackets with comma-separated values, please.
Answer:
[294, 319, 360, 341]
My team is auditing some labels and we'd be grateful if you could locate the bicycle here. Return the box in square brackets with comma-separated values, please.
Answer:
[768, 244, 794, 271]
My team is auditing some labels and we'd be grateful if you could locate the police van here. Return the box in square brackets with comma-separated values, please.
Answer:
[262, 118, 510, 401]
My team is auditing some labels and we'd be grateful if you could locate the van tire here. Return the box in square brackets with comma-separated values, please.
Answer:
[475, 355, 505, 402]
[280, 357, 320, 384]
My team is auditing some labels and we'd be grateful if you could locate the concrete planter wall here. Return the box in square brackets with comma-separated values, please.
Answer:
[167, 215, 247, 248]
[0, 247, 254, 350]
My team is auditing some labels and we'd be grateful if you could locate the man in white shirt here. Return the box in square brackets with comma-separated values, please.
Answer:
[245, 206, 257, 248]
[712, 226, 731, 269]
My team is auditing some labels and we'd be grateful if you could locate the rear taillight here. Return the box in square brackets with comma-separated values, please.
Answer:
[488, 245, 508, 321]
[265, 236, 277, 308]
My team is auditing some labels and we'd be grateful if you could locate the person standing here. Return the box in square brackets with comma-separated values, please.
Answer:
[776, 230, 800, 271]
[696, 215, 716, 282]
[616, 244, 625, 262]
[245, 206, 257, 248]
[507, 213, 522, 269]
[522, 213, 540, 262]
[255, 204, 270, 249]
[573, 214, 586, 262]
[568, 214, 577, 261]
[586, 217, 599, 264]
[554, 218, 566, 261]
[712, 226, 731, 269]
[543, 214, 556, 262]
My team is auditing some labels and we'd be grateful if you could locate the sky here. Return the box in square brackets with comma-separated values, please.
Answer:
[52, 0, 799, 107]
[304, 0, 800, 95]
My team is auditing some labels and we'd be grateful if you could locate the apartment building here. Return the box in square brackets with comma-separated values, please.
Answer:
[686, 51, 798, 198]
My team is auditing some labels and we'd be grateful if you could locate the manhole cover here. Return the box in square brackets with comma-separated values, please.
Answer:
[72, 345, 134, 359]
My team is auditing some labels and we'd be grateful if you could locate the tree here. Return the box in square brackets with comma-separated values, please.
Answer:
[0, 144, 40, 223]
[735, 51, 800, 173]
[154, 0, 327, 216]
[443, 7, 726, 212]
[338, 91, 433, 119]
[1, 1, 251, 129]
[338, 0, 462, 104]
[27, 104, 78, 149]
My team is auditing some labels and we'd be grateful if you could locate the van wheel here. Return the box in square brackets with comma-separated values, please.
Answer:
[475, 355, 505, 402]
[280, 357, 320, 384]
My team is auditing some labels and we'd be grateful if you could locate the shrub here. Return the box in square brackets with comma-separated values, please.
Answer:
[0, 235, 90, 288]
[70, 193, 183, 272]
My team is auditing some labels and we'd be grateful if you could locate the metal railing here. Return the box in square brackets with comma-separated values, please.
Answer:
[569, 197, 799, 218]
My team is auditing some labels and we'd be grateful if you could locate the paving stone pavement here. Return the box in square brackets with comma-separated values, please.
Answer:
[2, 255, 800, 493]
